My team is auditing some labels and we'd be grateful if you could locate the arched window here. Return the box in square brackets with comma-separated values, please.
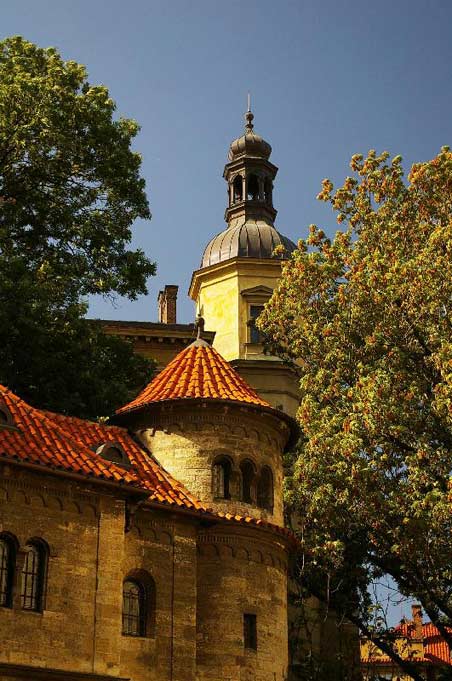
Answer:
[96, 442, 131, 469]
[122, 579, 147, 636]
[233, 175, 243, 203]
[0, 533, 17, 608]
[21, 540, 48, 612]
[212, 457, 232, 499]
[240, 460, 256, 504]
[257, 467, 274, 512]
[247, 174, 259, 201]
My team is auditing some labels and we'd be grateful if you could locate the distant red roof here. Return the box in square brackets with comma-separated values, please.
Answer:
[363, 620, 452, 667]
[116, 339, 270, 415]
[397, 621, 452, 666]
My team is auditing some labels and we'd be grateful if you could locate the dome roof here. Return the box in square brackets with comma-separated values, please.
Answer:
[228, 109, 272, 161]
[201, 219, 297, 268]
[228, 131, 272, 161]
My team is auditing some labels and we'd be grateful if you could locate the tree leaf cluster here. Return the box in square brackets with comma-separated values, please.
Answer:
[260, 147, 452, 678]
[0, 37, 155, 417]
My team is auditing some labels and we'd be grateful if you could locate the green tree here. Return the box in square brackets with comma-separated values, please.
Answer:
[259, 147, 452, 681]
[0, 36, 155, 416]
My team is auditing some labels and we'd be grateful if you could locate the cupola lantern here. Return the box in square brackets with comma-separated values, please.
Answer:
[224, 106, 277, 225]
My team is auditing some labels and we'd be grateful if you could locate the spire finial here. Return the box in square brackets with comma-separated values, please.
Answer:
[195, 315, 205, 339]
[245, 92, 254, 133]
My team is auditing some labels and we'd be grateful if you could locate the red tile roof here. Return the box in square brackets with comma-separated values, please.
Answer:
[0, 384, 202, 508]
[116, 339, 270, 415]
[0, 385, 294, 542]
[363, 620, 452, 667]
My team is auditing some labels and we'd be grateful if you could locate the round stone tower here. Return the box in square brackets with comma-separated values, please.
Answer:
[113, 320, 297, 527]
[112, 322, 296, 680]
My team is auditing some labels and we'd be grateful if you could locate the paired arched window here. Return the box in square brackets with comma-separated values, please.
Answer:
[122, 572, 155, 638]
[0, 533, 17, 608]
[240, 460, 256, 504]
[257, 467, 274, 512]
[21, 540, 48, 612]
[212, 457, 232, 499]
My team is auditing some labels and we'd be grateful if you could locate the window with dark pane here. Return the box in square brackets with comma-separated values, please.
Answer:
[240, 460, 255, 504]
[257, 466, 274, 512]
[212, 457, 232, 499]
[249, 305, 265, 344]
[122, 579, 146, 636]
[21, 542, 46, 611]
[244, 613, 257, 650]
[0, 535, 16, 608]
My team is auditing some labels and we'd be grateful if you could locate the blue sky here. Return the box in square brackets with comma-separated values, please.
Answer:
[2, 0, 451, 329]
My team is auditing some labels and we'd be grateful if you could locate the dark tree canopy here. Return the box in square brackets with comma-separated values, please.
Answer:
[0, 37, 155, 417]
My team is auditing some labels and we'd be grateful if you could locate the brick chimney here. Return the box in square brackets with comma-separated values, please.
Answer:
[411, 604, 423, 639]
[158, 285, 178, 324]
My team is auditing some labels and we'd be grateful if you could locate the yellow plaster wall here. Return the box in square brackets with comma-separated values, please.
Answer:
[196, 270, 240, 360]
[192, 258, 283, 362]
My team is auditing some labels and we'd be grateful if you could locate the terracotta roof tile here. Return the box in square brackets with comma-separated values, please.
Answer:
[116, 340, 270, 415]
[0, 385, 294, 542]
[363, 621, 452, 666]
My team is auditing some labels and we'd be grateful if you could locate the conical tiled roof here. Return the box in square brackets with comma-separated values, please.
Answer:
[115, 339, 270, 415]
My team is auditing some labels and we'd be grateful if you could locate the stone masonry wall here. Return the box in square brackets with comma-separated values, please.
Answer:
[196, 526, 289, 681]
[136, 403, 287, 526]
[0, 465, 199, 681]
[0, 464, 124, 677]
[120, 507, 197, 681]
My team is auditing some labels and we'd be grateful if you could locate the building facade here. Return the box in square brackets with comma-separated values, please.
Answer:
[0, 326, 297, 681]
[361, 606, 452, 680]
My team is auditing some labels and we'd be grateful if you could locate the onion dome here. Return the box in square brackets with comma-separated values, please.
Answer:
[228, 110, 272, 161]
[201, 218, 297, 268]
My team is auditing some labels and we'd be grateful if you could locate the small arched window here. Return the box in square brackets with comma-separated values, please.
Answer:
[212, 457, 232, 500]
[233, 175, 243, 203]
[257, 467, 274, 512]
[21, 540, 48, 612]
[0, 533, 17, 608]
[240, 460, 256, 504]
[247, 174, 259, 201]
[122, 579, 147, 637]
[96, 442, 131, 469]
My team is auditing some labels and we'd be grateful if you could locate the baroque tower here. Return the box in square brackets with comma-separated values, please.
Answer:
[189, 107, 299, 415]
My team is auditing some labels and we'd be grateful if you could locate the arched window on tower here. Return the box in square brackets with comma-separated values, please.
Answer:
[257, 466, 274, 512]
[233, 175, 243, 203]
[21, 539, 48, 612]
[212, 457, 232, 499]
[0, 533, 17, 608]
[247, 174, 259, 201]
[240, 460, 256, 504]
